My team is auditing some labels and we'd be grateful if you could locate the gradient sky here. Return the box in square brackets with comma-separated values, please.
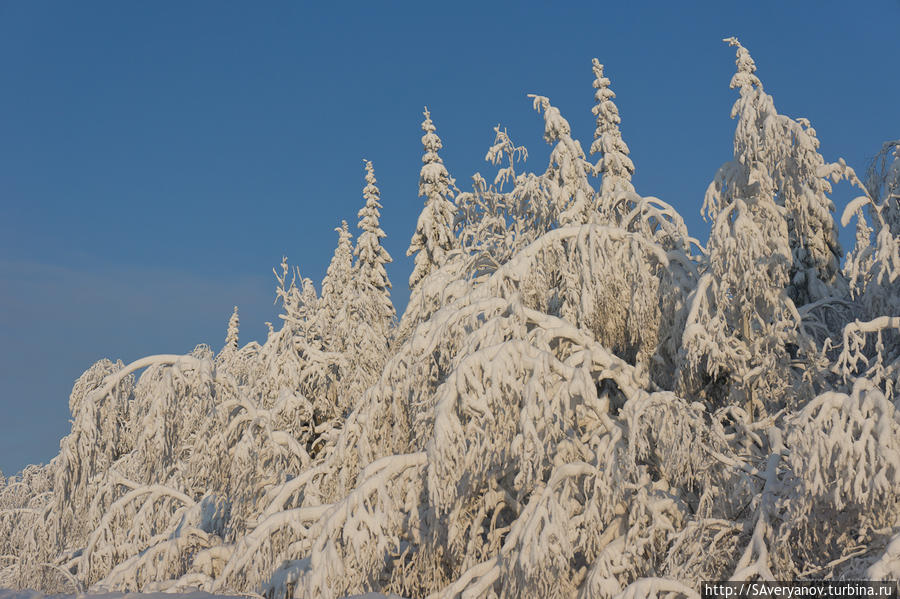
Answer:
[1, 1, 897, 475]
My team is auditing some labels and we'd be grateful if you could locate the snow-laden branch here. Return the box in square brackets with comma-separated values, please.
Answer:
[92, 354, 205, 402]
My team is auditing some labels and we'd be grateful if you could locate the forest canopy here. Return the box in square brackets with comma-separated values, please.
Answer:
[1, 38, 899, 599]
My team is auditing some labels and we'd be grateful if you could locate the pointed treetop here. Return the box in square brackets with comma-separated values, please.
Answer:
[418, 107, 453, 200]
[336, 220, 353, 253]
[530, 94, 571, 144]
[320, 220, 355, 348]
[590, 59, 634, 186]
[363, 157, 376, 186]
[323, 220, 354, 295]
[224, 306, 239, 351]
[356, 159, 393, 293]
[724, 37, 761, 91]
[421, 106, 443, 163]
[408, 108, 459, 289]
[361, 159, 382, 218]
[352, 160, 395, 352]
[706, 38, 845, 304]
[422, 107, 435, 133]
[528, 94, 595, 226]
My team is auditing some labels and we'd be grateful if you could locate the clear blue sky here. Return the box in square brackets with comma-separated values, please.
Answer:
[1, 1, 897, 475]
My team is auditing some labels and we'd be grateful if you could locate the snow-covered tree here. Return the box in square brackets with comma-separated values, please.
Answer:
[216, 306, 242, 372]
[529, 94, 595, 226]
[407, 108, 460, 289]
[320, 221, 354, 352]
[682, 38, 813, 416]
[681, 192, 804, 416]
[342, 161, 396, 403]
[455, 126, 543, 277]
[705, 38, 849, 306]
[224, 306, 239, 351]
[590, 59, 636, 225]
[837, 142, 900, 402]
[865, 141, 900, 202]
[354, 160, 395, 336]
[588, 59, 693, 253]
[846, 141, 900, 318]
[4, 38, 900, 599]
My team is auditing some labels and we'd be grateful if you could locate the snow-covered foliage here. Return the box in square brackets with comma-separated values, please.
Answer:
[706, 39, 850, 306]
[844, 141, 900, 322]
[345, 161, 396, 404]
[2, 40, 899, 598]
[355, 160, 395, 334]
[321, 221, 355, 352]
[528, 94, 596, 226]
[590, 59, 637, 227]
[407, 108, 460, 290]
[217, 307, 241, 369]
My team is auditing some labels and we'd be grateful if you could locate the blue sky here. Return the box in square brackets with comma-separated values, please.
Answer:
[1, 1, 897, 475]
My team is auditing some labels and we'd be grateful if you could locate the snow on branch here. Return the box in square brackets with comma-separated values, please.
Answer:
[4, 38, 899, 599]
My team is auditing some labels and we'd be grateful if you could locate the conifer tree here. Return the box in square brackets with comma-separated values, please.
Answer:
[585, 60, 693, 252]
[683, 38, 807, 415]
[590, 59, 637, 224]
[320, 221, 354, 352]
[215, 305, 242, 371]
[778, 119, 845, 304]
[407, 108, 459, 289]
[529, 95, 595, 226]
[354, 160, 395, 331]
[343, 161, 396, 401]
[706, 38, 846, 305]
[298, 277, 320, 338]
[224, 306, 240, 352]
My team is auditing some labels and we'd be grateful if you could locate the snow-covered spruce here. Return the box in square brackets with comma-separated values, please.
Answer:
[2, 40, 899, 598]
[407, 108, 460, 291]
